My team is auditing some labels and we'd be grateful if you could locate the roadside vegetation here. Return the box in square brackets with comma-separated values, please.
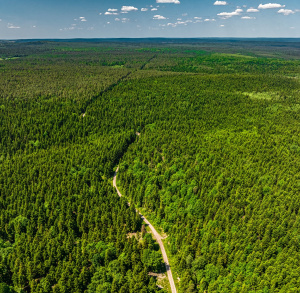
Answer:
[0, 40, 300, 292]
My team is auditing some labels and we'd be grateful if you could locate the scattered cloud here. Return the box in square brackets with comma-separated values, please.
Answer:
[204, 18, 216, 22]
[151, 8, 158, 11]
[194, 17, 202, 19]
[153, 15, 167, 20]
[247, 8, 259, 12]
[167, 19, 193, 27]
[241, 16, 256, 19]
[218, 8, 243, 19]
[79, 17, 87, 22]
[156, 0, 180, 3]
[220, 24, 225, 27]
[121, 6, 138, 12]
[141, 8, 148, 11]
[105, 12, 118, 15]
[278, 9, 295, 15]
[214, 1, 228, 5]
[258, 3, 285, 9]
[108, 8, 118, 12]
[60, 25, 77, 31]
[7, 23, 20, 29]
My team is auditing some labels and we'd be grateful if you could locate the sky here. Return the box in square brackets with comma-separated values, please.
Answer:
[0, 0, 299, 39]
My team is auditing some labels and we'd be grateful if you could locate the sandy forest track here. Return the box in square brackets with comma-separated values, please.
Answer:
[113, 166, 177, 293]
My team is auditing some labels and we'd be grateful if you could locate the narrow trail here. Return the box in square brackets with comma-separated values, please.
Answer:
[113, 165, 177, 293]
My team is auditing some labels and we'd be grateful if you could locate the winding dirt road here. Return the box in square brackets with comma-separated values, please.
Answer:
[113, 166, 177, 293]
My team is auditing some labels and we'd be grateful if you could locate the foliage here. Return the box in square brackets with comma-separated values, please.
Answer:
[0, 40, 300, 292]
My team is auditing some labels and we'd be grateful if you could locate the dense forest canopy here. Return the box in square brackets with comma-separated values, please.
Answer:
[0, 39, 300, 292]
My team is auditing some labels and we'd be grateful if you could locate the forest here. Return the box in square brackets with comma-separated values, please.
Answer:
[0, 39, 300, 292]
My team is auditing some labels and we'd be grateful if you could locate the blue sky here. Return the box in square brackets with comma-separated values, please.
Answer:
[0, 0, 299, 39]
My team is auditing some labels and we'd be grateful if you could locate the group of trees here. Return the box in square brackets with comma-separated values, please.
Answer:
[0, 42, 166, 293]
[0, 40, 300, 292]
[146, 52, 300, 75]
[116, 73, 300, 292]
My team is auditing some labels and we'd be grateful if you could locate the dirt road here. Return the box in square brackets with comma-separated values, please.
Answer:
[113, 166, 177, 293]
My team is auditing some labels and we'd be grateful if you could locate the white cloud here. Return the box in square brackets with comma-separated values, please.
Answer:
[220, 24, 225, 27]
[194, 17, 202, 19]
[156, 0, 180, 3]
[121, 6, 138, 12]
[108, 8, 118, 12]
[79, 17, 87, 22]
[151, 8, 158, 11]
[141, 8, 148, 11]
[60, 25, 78, 31]
[204, 18, 216, 21]
[247, 8, 259, 12]
[105, 12, 118, 15]
[9, 24, 20, 29]
[278, 9, 295, 15]
[218, 8, 243, 18]
[241, 16, 256, 19]
[167, 19, 193, 27]
[115, 18, 120, 21]
[214, 1, 228, 5]
[153, 14, 167, 19]
[258, 3, 285, 9]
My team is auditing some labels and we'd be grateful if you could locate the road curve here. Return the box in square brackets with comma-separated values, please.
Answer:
[113, 166, 177, 293]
